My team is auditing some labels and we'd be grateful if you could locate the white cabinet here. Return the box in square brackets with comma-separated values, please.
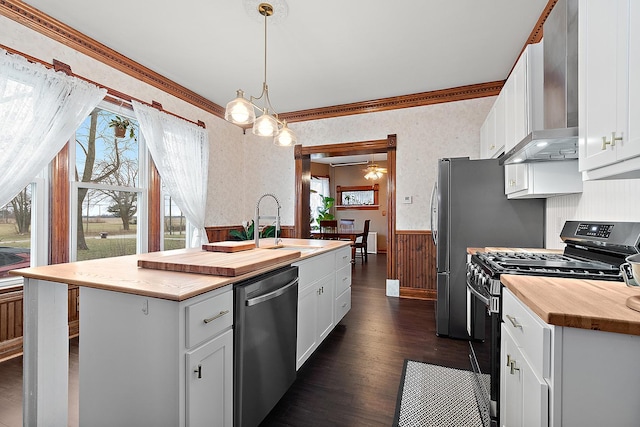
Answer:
[501, 288, 640, 426]
[186, 330, 233, 427]
[295, 246, 351, 370]
[480, 96, 504, 159]
[79, 285, 233, 427]
[334, 246, 352, 324]
[579, 0, 640, 179]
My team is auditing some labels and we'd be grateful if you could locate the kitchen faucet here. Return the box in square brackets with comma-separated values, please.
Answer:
[255, 193, 281, 248]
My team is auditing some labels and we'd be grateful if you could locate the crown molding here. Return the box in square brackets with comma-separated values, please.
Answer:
[1, 0, 553, 124]
[280, 81, 504, 123]
[0, 0, 225, 118]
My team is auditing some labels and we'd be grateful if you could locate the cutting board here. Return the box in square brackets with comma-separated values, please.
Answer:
[138, 248, 301, 277]
[202, 241, 256, 253]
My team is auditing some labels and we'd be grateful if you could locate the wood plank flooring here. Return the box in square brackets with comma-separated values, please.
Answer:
[0, 253, 490, 427]
[261, 254, 490, 426]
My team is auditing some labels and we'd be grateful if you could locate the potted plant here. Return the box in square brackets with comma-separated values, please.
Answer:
[229, 220, 277, 241]
[316, 195, 335, 222]
[109, 116, 135, 139]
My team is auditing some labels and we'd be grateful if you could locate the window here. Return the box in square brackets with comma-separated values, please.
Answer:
[310, 176, 330, 230]
[0, 174, 47, 287]
[163, 191, 186, 250]
[70, 102, 147, 261]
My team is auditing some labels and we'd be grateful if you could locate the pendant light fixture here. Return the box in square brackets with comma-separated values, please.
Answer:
[363, 155, 387, 180]
[224, 2, 297, 146]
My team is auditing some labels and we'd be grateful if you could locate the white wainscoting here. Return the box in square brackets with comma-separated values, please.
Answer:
[545, 179, 640, 249]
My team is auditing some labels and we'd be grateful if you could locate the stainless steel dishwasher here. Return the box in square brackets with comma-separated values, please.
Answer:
[234, 265, 298, 427]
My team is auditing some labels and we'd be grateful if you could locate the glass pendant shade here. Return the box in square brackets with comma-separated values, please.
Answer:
[253, 111, 278, 137]
[364, 167, 383, 180]
[274, 122, 297, 146]
[225, 91, 255, 125]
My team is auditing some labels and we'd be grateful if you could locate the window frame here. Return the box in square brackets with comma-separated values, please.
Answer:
[68, 100, 149, 262]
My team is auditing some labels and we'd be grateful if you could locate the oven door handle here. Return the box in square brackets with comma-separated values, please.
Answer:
[466, 275, 490, 306]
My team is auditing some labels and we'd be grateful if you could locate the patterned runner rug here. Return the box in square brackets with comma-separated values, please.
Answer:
[393, 360, 489, 427]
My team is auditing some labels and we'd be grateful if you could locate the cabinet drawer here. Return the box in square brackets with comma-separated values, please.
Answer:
[295, 252, 333, 292]
[186, 290, 233, 349]
[335, 264, 351, 296]
[335, 288, 351, 324]
[335, 246, 352, 270]
[502, 288, 551, 378]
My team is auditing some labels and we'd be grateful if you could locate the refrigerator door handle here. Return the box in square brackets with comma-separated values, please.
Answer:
[430, 182, 438, 246]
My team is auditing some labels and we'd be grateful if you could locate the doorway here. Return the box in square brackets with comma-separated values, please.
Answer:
[293, 134, 397, 279]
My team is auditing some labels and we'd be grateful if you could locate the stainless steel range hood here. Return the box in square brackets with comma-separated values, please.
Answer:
[500, 0, 578, 165]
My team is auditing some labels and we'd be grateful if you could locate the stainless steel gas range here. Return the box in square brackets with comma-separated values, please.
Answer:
[466, 220, 640, 427]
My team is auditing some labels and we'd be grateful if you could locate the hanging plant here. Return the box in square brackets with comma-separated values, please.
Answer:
[109, 116, 135, 139]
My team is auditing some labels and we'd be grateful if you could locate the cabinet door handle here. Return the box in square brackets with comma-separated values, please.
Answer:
[194, 364, 202, 379]
[510, 360, 520, 375]
[506, 314, 522, 329]
[203, 310, 229, 324]
[506, 354, 512, 367]
[602, 132, 623, 150]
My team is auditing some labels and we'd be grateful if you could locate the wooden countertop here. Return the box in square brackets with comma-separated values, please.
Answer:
[502, 274, 640, 336]
[10, 239, 350, 301]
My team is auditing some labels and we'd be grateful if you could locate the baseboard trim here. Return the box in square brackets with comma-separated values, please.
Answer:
[399, 287, 436, 301]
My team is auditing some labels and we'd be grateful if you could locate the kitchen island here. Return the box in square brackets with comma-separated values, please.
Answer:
[500, 274, 640, 426]
[11, 238, 351, 427]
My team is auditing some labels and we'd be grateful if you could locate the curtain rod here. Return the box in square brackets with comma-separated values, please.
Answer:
[0, 44, 206, 128]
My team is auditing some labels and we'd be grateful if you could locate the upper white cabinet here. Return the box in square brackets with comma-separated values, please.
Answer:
[579, 0, 640, 179]
[502, 42, 582, 199]
[480, 94, 505, 159]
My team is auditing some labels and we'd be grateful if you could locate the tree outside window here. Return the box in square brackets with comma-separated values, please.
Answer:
[73, 106, 143, 261]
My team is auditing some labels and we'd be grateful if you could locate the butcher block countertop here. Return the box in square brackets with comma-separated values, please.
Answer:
[502, 274, 640, 336]
[10, 238, 350, 301]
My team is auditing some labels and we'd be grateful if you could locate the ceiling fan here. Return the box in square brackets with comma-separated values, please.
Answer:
[363, 159, 387, 180]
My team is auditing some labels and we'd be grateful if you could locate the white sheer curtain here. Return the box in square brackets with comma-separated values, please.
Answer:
[132, 100, 209, 247]
[0, 48, 107, 207]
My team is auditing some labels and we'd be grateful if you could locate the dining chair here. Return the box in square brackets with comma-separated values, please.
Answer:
[353, 219, 370, 262]
[319, 220, 338, 239]
[339, 218, 355, 232]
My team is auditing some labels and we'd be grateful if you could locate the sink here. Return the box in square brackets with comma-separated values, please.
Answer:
[268, 246, 320, 254]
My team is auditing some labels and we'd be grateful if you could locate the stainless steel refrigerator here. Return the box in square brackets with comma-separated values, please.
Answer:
[430, 158, 545, 340]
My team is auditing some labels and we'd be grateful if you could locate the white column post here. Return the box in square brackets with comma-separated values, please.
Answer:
[23, 278, 69, 426]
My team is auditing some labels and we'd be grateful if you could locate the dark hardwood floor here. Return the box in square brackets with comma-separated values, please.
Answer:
[0, 253, 490, 427]
[261, 254, 491, 426]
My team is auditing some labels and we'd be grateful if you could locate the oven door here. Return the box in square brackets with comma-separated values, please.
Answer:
[466, 267, 489, 341]
[466, 267, 494, 427]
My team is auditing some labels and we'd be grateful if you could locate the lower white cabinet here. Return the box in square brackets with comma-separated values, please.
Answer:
[186, 330, 233, 427]
[500, 324, 549, 427]
[79, 285, 233, 427]
[295, 245, 351, 369]
[501, 288, 640, 426]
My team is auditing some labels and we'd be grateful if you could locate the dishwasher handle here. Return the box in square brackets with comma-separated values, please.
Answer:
[246, 277, 299, 307]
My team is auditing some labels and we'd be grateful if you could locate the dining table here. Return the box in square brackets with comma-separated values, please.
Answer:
[311, 229, 365, 263]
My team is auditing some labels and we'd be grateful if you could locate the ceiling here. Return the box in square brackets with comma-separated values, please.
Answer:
[20, 0, 549, 115]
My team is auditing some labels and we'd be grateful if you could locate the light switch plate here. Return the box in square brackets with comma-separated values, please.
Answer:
[403, 196, 412, 204]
